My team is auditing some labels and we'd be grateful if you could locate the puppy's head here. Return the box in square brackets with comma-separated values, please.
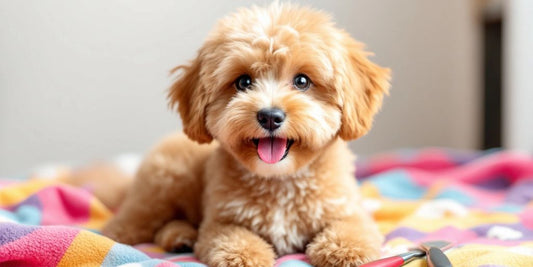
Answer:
[169, 4, 390, 177]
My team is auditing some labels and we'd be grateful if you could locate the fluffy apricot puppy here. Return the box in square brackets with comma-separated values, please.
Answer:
[103, 3, 390, 267]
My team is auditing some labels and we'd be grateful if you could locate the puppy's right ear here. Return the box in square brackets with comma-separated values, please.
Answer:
[168, 58, 213, 144]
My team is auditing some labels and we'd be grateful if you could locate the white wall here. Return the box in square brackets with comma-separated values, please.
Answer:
[504, 0, 533, 152]
[0, 0, 481, 177]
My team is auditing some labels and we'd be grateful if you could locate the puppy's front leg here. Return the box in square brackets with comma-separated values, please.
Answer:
[307, 212, 383, 267]
[103, 133, 210, 246]
[101, 170, 179, 245]
[195, 222, 276, 267]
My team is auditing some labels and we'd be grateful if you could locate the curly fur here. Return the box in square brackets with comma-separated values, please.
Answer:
[103, 3, 390, 267]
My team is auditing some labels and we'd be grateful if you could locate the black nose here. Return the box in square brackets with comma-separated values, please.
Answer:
[257, 108, 286, 131]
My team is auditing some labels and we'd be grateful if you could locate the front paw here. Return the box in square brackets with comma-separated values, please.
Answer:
[195, 229, 276, 267]
[208, 248, 275, 267]
[154, 220, 197, 252]
[306, 229, 381, 267]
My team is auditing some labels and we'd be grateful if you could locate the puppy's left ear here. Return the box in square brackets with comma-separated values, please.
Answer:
[337, 36, 391, 140]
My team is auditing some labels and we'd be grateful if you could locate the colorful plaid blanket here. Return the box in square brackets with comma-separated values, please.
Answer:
[1, 149, 533, 266]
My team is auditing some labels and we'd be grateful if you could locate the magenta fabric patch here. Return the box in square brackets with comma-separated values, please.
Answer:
[38, 185, 91, 225]
[0, 224, 78, 266]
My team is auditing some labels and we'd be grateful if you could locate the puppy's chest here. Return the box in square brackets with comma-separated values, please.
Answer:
[214, 179, 351, 255]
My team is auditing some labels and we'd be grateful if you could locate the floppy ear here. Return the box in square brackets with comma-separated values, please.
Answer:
[337, 37, 391, 140]
[168, 57, 213, 144]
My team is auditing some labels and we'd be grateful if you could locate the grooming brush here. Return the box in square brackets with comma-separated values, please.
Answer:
[420, 241, 453, 267]
[360, 240, 453, 267]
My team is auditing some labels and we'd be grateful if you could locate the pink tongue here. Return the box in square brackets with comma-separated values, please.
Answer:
[257, 137, 287, 164]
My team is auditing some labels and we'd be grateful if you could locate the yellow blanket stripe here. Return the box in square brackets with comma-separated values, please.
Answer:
[0, 180, 54, 206]
[57, 230, 114, 267]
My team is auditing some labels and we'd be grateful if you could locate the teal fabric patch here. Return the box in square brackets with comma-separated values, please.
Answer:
[175, 263, 208, 267]
[490, 204, 523, 213]
[102, 243, 151, 266]
[369, 170, 425, 199]
[435, 189, 474, 205]
[0, 209, 18, 222]
[7, 205, 42, 225]
[278, 259, 313, 266]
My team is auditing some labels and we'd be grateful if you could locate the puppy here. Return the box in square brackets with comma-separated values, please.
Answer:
[103, 3, 390, 267]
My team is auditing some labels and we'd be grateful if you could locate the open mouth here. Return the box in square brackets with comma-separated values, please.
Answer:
[252, 137, 294, 164]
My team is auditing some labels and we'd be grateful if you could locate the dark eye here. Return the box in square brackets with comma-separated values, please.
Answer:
[235, 74, 252, 91]
[293, 74, 311, 91]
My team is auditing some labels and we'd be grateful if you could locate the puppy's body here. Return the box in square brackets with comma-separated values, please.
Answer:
[202, 138, 361, 255]
[104, 4, 389, 267]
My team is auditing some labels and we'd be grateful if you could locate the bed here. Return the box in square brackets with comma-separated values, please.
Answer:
[1, 148, 532, 266]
